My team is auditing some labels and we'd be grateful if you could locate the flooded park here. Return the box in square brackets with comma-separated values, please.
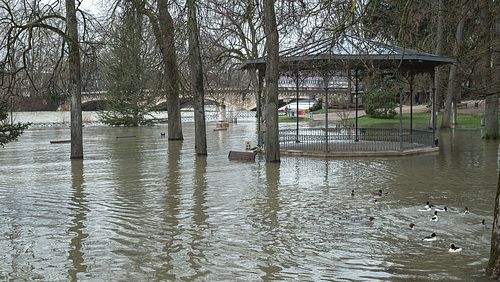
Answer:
[0, 113, 498, 280]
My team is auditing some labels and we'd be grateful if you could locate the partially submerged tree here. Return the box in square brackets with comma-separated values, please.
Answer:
[99, 1, 163, 126]
[0, 1, 86, 158]
[66, 0, 84, 158]
[187, 0, 207, 155]
[0, 98, 30, 147]
[130, 0, 183, 140]
[262, 0, 280, 162]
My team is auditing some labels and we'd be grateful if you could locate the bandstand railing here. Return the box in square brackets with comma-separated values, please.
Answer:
[279, 128, 435, 152]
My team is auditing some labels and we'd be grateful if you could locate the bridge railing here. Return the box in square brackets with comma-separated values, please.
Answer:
[278, 128, 435, 152]
[180, 111, 256, 122]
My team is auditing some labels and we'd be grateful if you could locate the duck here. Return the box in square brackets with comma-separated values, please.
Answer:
[351, 190, 355, 197]
[364, 217, 375, 225]
[403, 223, 416, 231]
[430, 211, 438, 222]
[372, 189, 389, 196]
[424, 201, 432, 209]
[464, 207, 470, 215]
[435, 206, 447, 212]
[422, 233, 437, 241]
[419, 201, 434, 211]
[481, 220, 489, 228]
[448, 244, 463, 253]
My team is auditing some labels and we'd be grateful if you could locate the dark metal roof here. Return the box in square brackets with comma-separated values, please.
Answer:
[243, 35, 456, 73]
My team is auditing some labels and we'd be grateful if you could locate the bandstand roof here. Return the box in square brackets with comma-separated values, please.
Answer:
[242, 35, 456, 73]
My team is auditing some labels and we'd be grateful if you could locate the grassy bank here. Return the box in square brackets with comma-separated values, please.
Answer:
[354, 112, 488, 130]
[279, 116, 313, 123]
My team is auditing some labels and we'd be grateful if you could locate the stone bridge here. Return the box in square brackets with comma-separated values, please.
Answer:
[77, 87, 350, 112]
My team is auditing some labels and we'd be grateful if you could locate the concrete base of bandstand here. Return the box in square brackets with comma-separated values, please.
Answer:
[278, 146, 439, 158]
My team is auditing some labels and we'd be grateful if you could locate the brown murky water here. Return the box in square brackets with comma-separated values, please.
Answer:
[0, 120, 498, 280]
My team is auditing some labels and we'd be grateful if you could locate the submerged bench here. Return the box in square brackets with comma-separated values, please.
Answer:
[228, 151, 257, 161]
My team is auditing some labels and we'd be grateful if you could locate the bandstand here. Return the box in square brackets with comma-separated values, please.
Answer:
[242, 35, 456, 156]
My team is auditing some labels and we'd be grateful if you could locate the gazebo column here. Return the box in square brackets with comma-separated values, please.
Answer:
[293, 69, 301, 143]
[410, 71, 414, 136]
[431, 71, 437, 146]
[355, 69, 359, 142]
[322, 75, 331, 152]
[399, 68, 403, 151]
[257, 66, 265, 147]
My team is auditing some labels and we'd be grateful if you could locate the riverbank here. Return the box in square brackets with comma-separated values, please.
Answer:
[8, 100, 487, 125]
[311, 100, 486, 121]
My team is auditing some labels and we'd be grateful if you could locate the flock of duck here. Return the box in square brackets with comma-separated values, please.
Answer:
[354, 189, 487, 253]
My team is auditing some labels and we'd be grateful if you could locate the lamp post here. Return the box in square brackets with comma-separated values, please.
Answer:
[10, 95, 13, 125]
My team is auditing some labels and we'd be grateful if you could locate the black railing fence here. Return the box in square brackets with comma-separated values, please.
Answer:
[279, 128, 435, 152]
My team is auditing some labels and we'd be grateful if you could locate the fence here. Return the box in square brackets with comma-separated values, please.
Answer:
[279, 128, 435, 152]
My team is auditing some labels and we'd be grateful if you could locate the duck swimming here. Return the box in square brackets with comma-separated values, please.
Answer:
[422, 233, 437, 241]
[351, 190, 355, 197]
[430, 211, 438, 222]
[403, 223, 416, 231]
[435, 206, 447, 212]
[364, 217, 375, 225]
[424, 201, 432, 209]
[449, 244, 462, 253]
[372, 189, 388, 196]
[481, 220, 489, 228]
[464, 207, 470, 215]
[419, 201, 433, 211]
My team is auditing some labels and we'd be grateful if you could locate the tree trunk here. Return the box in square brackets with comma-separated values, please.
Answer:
[441, 1, 467, 129]
[482, 0, 498, 139]
[488, 1, 500, 277]
[66, 0, 83, 159]
[430, 0, 444, 130]
[263, 0, 280, 163]
[188, 0, 207, 155]
[129, 0, 183, 139]
[158, 0, 183, 140]
[488, 171, 500, 278]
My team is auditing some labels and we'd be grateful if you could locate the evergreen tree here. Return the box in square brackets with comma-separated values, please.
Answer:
[362, 73, 398, 119]
[99, 2, 162, 126]
[0, 98, 30, 147]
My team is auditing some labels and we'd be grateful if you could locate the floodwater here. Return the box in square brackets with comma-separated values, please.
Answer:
[0, 117, 498, 281]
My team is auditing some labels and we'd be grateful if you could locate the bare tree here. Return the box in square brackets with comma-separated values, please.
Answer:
[66, 0, 83, 158]
[488, 1, 500, 277]
[441, 1, 468, 129]
[130, 0, 183, 140]
[481, 0, 498, 139]
[188, 0, 207, 155]
[262, 0, 279, 162]
[0, 1, 86, 157]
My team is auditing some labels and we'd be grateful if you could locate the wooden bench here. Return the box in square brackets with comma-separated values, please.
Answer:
[50, 140, 71, 144]
[228, 151, 257, 161]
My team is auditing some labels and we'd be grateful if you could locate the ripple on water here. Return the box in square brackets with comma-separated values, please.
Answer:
[0, 124, 496, 281]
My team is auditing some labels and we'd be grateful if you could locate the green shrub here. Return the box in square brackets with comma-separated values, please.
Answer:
[362, 75, 398, 119]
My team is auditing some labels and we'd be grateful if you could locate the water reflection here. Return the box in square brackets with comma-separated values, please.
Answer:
[258, 162, 282, 280]
[159, 140, 183, 280]
[0, 123, 498, 280]
[186, 155, 209, 280]
[68, 159, 88, 280]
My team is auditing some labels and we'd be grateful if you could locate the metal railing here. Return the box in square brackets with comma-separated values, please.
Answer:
[279, 128, 435, 152]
